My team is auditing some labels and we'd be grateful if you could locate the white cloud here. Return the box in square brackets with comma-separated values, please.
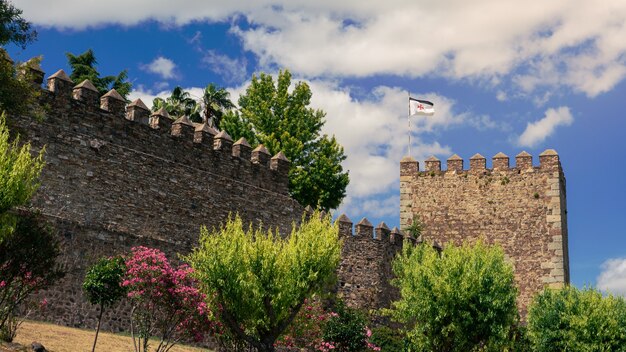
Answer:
[16, 0, 626, 97]
[338, 195, 400, 221]
[307, 80, 463, 199]
[202, 50, 248, 84]
[141, 56, 177, 80]
[517, 106, 573, 147]
[127, 87, 168, 109]
[598, 258, 626, 296]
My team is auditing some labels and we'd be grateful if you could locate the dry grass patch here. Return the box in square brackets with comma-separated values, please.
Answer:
[11, 320, 209, 352]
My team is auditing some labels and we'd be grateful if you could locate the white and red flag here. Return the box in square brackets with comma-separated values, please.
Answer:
[409, 97, 435, 116]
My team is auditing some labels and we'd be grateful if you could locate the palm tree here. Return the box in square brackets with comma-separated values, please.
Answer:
[201, 84, 235, 129]
[152, 86, 201, 121]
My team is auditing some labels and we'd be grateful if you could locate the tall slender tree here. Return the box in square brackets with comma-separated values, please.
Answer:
[222, 70, 349, 210]
[82, 256, 126, 352]
[201, 83, 235, 129]
[66, 49, 132, 99]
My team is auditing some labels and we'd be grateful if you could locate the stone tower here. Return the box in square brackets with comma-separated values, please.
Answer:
[400, 150, 569, 316]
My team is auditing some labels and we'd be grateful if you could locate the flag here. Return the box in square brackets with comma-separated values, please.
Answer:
[409, 97, 435, 116]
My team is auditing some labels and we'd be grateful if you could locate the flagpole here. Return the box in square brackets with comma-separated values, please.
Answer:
[408, 91, 411, 157]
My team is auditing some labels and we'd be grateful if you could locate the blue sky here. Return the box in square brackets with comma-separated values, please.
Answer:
[6, 1, 626, 295]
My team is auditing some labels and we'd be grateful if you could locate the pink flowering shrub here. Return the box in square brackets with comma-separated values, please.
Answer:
[275, 298, 328, 350]
[275, 298, 379, 352]
[0, 211, 63, 341]
[123, 246, 219, 352]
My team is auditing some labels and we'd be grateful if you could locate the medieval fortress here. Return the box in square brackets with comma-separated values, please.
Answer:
[10, 61, 568, 330]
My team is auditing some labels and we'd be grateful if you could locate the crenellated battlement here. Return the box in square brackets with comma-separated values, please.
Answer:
[335, 213, 403, 313]
[334, 213, 442, 313]
[336, 214, 406, 246]
[401, 150, 562, 176]
[29, 69, 292, 195]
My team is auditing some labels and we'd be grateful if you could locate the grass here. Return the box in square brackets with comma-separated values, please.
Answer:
[7, 320, 209, 352]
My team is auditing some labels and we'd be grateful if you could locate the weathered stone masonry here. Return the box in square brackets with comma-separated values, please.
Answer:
[10, 66, 305, 331]
[335, 215, 403, 313]
[400, 152, 569, 316]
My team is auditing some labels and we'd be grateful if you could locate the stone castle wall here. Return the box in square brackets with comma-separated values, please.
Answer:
[334, 215, 403, 312]
[7, 60, 569, 331]
[9, 67, 305, 331]
[400, 152, 569, 316]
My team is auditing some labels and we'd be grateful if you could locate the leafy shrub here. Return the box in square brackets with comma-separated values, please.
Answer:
[527, 286, 626, 351]
[322, 301, 378, 351]
[391, 241, 519, 352]
[369, 326, 406, 352]
[275, 298, 379, 352]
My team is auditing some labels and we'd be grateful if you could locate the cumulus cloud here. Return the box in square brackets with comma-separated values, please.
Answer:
[16, 0, 626, 97]
[597, 258, 626, 296]
[127, 87, 169, 109]
[141, 56, 177, 80]
[202, 50, 248, 84]
[517, 106, 573, 147]
[307, 81, 464, 198]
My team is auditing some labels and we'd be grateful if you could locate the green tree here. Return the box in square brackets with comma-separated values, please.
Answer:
[0, 53, 43, 117]
[527, 286, 626, 351]
[186, 211, 342, 352]
[82, 256, 126, 352]
[66, 49, 132, 99]
[152, 86, 201, 122]
[0, 0, 36, 48]
[0, 112, 44, 215]
[221, 70, 349, 210]
[201, 83, 235, 129]
[391, 240, 519, 352]
[0, 1, 41, 117]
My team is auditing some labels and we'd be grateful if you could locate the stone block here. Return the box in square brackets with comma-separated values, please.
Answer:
[546, 215, 561, 223]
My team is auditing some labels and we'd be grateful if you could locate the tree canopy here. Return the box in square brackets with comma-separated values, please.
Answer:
[0, 0, 36, 48]
[222, 70, 349, 210]
[391, 240, 519, 352]
[185, 212, 342, 352]
[0, 112, 44, 215]
[66, 49, 132, 99]
[0, 0, 41, 117]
